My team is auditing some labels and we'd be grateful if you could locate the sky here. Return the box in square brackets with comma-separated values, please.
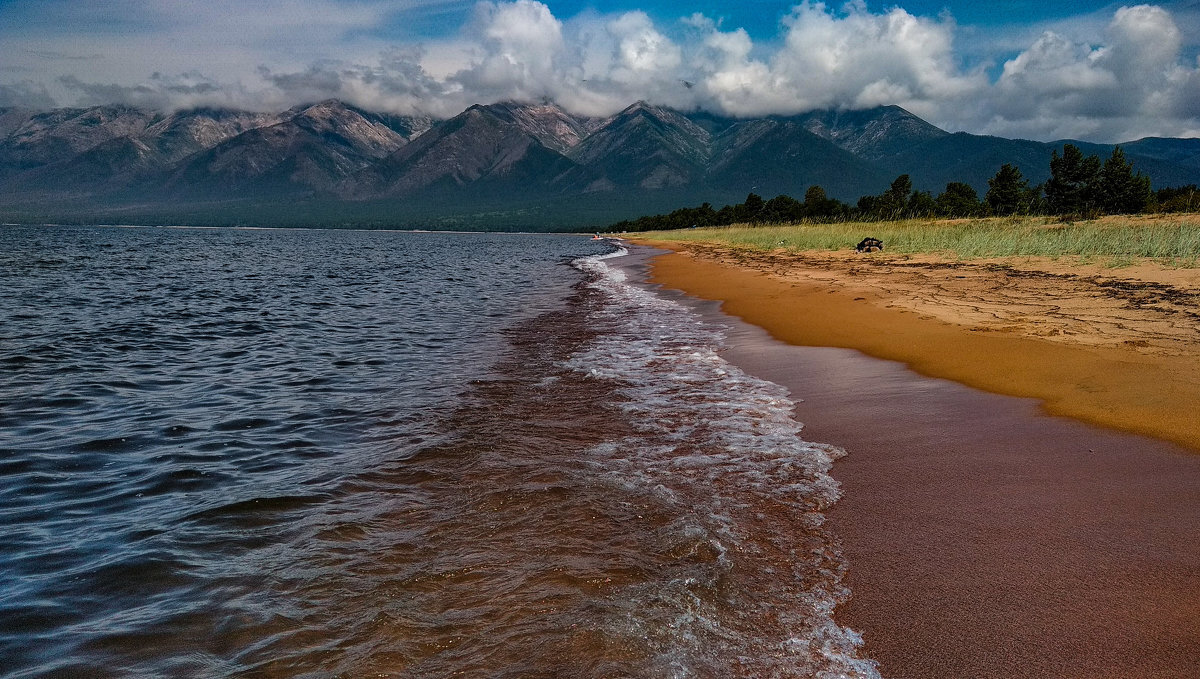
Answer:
[3, 0, 1200, 141]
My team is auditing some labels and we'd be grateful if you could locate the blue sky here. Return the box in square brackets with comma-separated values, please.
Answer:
[378, 1, 1128, 38]
[3, 1, 1200, 141]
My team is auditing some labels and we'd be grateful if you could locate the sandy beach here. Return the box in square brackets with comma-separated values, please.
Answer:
[645, 242, 1200, 451]
[633, 241, 1200, 678]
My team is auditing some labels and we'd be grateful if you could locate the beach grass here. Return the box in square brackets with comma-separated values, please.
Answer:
[631, 214, 1200, 265]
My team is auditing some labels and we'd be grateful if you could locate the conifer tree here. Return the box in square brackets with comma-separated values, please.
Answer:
[908, 190, 937, 217]
[763, 194, 803, 222]
[986, 164, 1035, 215]
[1046, 144, 1102, 215]
[936, 182, 984, 217]
[1098, 146, 1151, 214]
[879, 174, 913, 218]
[802, 185, 843, 218]
[738, 192, 765, 222]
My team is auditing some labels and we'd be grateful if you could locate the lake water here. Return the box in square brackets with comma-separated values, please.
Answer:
[0, 226, 878, 678]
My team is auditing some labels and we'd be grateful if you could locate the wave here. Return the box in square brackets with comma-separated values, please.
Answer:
[568, 247, 880, 678]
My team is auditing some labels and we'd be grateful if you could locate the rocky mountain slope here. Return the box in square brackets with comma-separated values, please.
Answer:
[2, 99, 1199, 228]
[344, 103, 590, 199]
[570, 102, 711, 190]
[163, 101, 429, 197]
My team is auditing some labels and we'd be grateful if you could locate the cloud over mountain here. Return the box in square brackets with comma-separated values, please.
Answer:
[4, 1, 1200, 142]
[988, 4, 1200, 140]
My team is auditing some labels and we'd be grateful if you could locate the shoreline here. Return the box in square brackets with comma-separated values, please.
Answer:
[636, 241, 1200, 452]
[626, 242, 1200, 678]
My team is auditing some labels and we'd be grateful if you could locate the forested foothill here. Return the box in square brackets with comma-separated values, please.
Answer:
[608, 144, 1199, 233]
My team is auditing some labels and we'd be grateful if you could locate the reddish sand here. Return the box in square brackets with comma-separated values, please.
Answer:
[632, 245, 1200, 679]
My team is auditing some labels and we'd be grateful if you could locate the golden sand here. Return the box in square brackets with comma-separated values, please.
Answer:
[638, 242, 1200, 452]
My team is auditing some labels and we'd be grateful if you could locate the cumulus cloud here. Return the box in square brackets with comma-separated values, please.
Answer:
[451, 0, 566, 103]
[4, 1, 1200, 141]
[552, 10, 692, 114]
[980, 3, 1200, 140]
[689, 1, 985, 117]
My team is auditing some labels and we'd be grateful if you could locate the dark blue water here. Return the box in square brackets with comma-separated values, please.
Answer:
[0, 225, 878, 678]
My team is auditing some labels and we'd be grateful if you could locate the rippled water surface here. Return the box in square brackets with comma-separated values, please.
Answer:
[0, 225, 877, 678]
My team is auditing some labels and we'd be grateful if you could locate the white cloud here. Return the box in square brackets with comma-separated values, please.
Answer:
[976, 3, 1200, 140]
[1106, 4, 1182, 80]
[4, 1, 1200, 141]
[454, 0, 565, 101]
[608, 12, 682, 80]
[688, 2, 985, 117]
[550, 10, 692, 114]
[258, 47, 454, 115]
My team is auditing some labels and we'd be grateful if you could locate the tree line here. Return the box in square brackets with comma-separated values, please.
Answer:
[607, 144, 1200, 232]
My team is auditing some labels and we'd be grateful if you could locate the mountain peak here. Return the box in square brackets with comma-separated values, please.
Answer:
[618, 100, 665, 117]
[293, 99, 366, 122]
[302, 98, 349, 111]
[470, 101, 596, 154]
[796, 105, 948, 160]
[6, 99, 1200, 228]
[572, 101, 712, 189]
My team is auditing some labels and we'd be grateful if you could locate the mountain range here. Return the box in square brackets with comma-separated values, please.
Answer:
[3, 99, 1200, 230]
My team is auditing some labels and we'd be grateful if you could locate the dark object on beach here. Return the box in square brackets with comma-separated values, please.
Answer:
[856, 237, 884, 253]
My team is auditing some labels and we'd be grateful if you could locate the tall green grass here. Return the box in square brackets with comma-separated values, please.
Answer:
[633, 216, 1200, 264]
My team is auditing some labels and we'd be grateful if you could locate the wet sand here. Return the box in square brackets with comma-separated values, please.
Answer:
[631, 243, 1200, 678]
[644, 243, 1200, 451]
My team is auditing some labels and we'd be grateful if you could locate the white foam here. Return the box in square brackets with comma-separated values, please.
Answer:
[569, 250, 880, 677]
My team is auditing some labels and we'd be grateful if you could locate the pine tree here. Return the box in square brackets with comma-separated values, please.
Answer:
[884, 174, 913, 217]
[763, 194, 803, 222]
[936, 182, 984, 217]
[1046, 144, 1102, 215]
[1098, 146, 1151, 214]
[804, 185, 828, 206]
[739, 192, 765, 222]
[802, 185, 840, 218]
[907, 190, 937, 217]
[986, 164, 1035, 215]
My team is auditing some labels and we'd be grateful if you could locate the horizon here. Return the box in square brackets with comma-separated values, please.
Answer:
[4, 2, 1200, 143]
